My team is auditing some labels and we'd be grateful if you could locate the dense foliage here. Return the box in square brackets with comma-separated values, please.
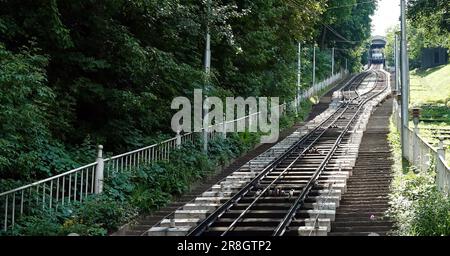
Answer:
[407, 0, 449, 49]
[384, 1, 450, 236]
[387, 121, 450, 236]
[385, 0, 450, 69]
[1, 111, 300, 236]
[0, 0, 376, 182]
[0, 0, 381, 236]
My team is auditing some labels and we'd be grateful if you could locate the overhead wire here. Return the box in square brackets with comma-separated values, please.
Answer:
[325, 0, 376, 10]
[286, 0, 356, 45]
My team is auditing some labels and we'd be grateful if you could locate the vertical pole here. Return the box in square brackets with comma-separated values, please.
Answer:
[394, 34, 399, 91]
[203, 0, 211, 154]
[331, 47, 335, 76]
[94, 145, 104, 194]
[176, 130, 181, 148]
[413, 125, 418, 164]
[204, 0, 211, 78]
[296, 42, 302, 115]
[312, 45, 316, 91]
[396, 33, 401, 91]
[400, 0, 410, 159]
[203, 104, 208, 153]
[412, 108, 420, 166]
[396, 94, 402, 132]
[222, 113, 227, 139]
[345, 58, 348, 72]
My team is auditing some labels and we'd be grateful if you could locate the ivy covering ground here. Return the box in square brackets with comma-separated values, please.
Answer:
[1, 108, 306, 236]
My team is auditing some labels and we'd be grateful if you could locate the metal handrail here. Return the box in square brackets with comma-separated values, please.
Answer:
[1, 103, 286, 191]
[0, 163, 97, 197]
[0, 70, 347, 232]
[0, 104, 285, 232]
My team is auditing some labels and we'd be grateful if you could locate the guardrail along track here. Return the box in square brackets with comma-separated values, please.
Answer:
[189, 65, 388, 236]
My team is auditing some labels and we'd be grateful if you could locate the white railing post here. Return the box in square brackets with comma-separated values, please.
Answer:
[412, 128, 419, 167]
[437, 138, 445, 160]
[176, 130, 181, 148]
[395, 93, 402, 133]
[412, 108, 420, 168]
[408, 128, 413, 162]
[436, 138, 446, 191]
[203, 105, 208, 154]
[95, 145, 104, 194]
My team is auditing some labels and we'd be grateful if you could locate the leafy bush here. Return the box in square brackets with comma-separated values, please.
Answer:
[0, 0, 375, 182]
[410, 189, 450, 236]
[6, 195, 134, 236]
[0, 44, 59, 180]
[387, 117, 450, 236]
[2, 133, 263, 236]
[10, 211, 62, 236]
[73, 195, 135, 232]
[130, 186, 172, 213]
[61, 221, 107, 236]
[389, 168, 450, 236]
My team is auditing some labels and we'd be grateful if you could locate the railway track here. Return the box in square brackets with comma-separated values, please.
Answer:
[189, 65, 386, 236]
[115, 75, 352, 236]
[329, 97, 394, 236]
[149, 65, 390, 236]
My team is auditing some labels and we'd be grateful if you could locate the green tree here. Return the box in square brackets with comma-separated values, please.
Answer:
[0, 0, 378, 180]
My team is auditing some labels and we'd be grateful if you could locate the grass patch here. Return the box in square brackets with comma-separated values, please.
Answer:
[410, 64, 450, 106]
[408, 63, 450, 164]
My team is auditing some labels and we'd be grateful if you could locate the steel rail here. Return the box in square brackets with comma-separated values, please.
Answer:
[187, 105, 344, 236]
[220, 107, 350, 236]
[306, 69, 381, 235]
[217, 73, 378, 236]
[187, 71, 370, 236]
[272, 118, 358, 236]
[342, 70, 374, 102]
[196, 68, 385, 236]
[273, 69, 387, 236]
[149, 73, 361, 235]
